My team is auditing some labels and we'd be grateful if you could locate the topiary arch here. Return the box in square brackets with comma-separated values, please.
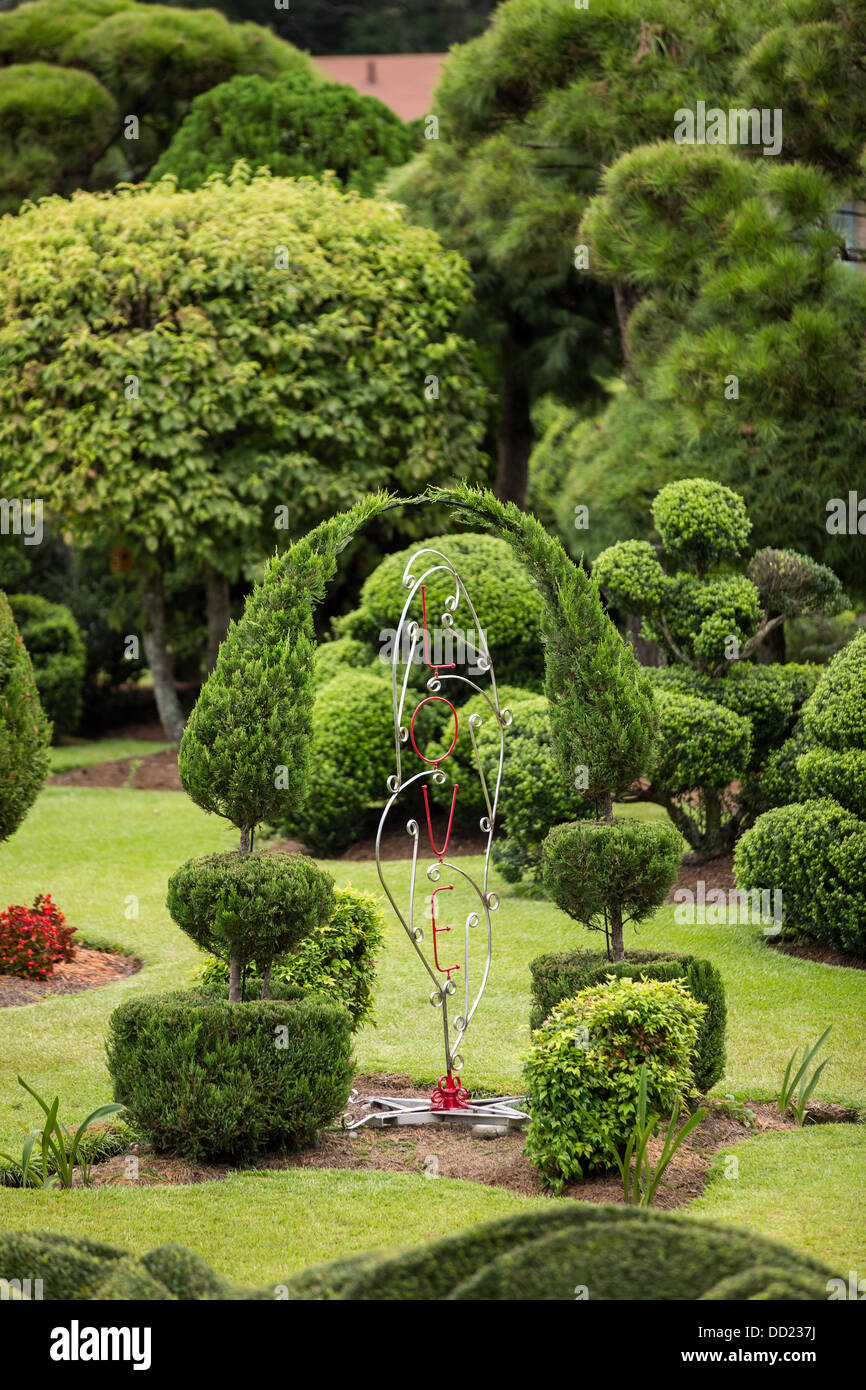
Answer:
[179, 484, 656, 835]
[178, 483, 671, 966]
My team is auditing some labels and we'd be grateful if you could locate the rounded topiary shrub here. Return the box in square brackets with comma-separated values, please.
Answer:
[648, 687, 752, 794]
[0, 590, 50, 843]
[280, 669, 395, 854]
[527, 947, 727, 1094]
[106, 990, 354, 1161]
[197, 885, 386, 1029]
[523, 975, 706, 1190]
[541, 817, 682, 959]
[734, 798, 866, 952]
[651, 478, 751, 573]
[336, 533, 546, 691]
[7, 593, 86, 739]
[167, 850, 334, 982]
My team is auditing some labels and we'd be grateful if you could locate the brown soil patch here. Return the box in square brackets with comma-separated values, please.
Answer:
[0, 946, 140, 1008]
[664, 854, 735, 903]
[81, 1072, 861, 1202]
[766, 937, 866, 970]
[51, 748, 182, 792]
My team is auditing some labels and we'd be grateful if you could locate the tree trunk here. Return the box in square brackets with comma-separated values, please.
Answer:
[205, 561, 231, 674]
[755, 614, 786, 664]
[260, 965, 271, 1001]
[598, 793, 623, 959]
[228, 826, 252, 1004]
[608, 902, 625, 963]
[613, 283, 644, 363]
[139, 567, 186, 744]
[494, 354, 534, 506]
[626, 614, 664, 667]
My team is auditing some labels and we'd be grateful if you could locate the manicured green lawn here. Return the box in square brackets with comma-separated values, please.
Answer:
[49, 739, 170, 774]
[693, 1125, 866, 1276]
[0, 1169, 541, 1287]
[1, 783, 864, 1276]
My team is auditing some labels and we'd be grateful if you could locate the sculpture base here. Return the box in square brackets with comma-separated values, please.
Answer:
[342, 1089, 528, 1131]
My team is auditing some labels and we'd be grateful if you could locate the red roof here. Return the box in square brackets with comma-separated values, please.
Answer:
[313, 53, 448, 122]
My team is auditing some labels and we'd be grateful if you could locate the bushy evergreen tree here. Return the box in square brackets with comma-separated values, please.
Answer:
[0, 591, 50, 846]
[150, 70, 416, 194]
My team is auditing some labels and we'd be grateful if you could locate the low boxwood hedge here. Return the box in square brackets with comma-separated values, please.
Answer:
[528, 947, 726, 1094]
[105, 990, 353, 1162]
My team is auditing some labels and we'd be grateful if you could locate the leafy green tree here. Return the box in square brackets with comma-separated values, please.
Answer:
[0, 169, 487, 740]
[0, 0, 312, 212]
[150, 69, 416, 194]
[594, 478, 846, 858]
[391, 0, 768, 503]
[0, 591, 50, 847]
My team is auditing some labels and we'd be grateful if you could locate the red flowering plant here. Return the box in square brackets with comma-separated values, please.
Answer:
[0, 894, 75, 981]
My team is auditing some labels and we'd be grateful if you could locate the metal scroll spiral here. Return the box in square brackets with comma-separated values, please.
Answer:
[375, 548, 512, 1084]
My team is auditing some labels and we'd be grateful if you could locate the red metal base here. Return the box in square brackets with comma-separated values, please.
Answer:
[430, 1074, 469, 1111]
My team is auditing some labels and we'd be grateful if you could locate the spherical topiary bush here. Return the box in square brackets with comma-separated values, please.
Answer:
[150, 70, 416, 196]
[523, 976, 706, 1190]
[735, 798, 866, 952]
[280, 669, 395, 854]
[167, 850, 334, 987]
[801, 628, 866, 752]
[7, 593, 86, 739]
[649, 688, 752, 794]
[541, 817, 682, 960]
[651, 478, 751, 574]
[0, 591, 50, 844]
[337, 533, 546, 691]
[105, 990, 354, 1162]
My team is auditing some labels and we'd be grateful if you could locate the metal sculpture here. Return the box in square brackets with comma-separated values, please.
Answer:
[344, 547, 528, 1130]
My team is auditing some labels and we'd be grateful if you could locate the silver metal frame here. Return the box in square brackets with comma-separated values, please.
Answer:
[343, 547, 528, 1131]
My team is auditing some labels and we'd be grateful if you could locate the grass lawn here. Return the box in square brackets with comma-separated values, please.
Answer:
[48, 739, 170, 774]
[1, 782, 864, 1274]
[693, 1125, 866, 1277]
[0, 1169, 542, 1287]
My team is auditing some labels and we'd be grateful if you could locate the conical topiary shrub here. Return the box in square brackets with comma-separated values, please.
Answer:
[175, 493, 395, 999]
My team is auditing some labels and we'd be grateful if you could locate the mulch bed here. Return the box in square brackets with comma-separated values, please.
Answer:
[82, 1070, 860, 1199]
[51, 748, 183, 792]
[0, 946, 140, 1008]
[766, 937, 866, 970]
[664, 854, 736, 902]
